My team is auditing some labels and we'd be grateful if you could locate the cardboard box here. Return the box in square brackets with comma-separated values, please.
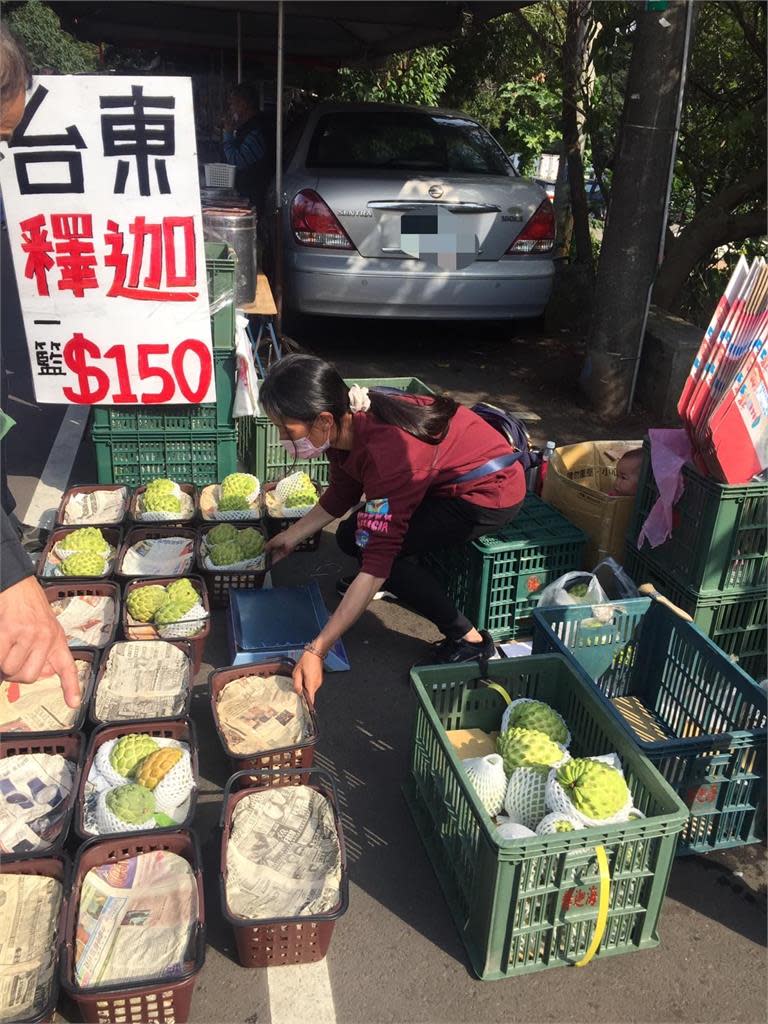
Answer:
[542, 440, 642, 566]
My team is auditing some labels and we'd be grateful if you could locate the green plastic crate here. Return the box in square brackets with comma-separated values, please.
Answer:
[206, 241, 237, 349]
[625, 545, 767, 680]
[423, 495, 586, 640]
[239, 376, 434, 485]
[629, 442, 767, 594]
[531, 598, 767, 855]
[93, 430, 237, 486]
[406, 655, 688, 980]
[90, 349, 237, 433]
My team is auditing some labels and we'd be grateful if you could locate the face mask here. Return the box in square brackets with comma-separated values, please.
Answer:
[280, 434, 330, 460]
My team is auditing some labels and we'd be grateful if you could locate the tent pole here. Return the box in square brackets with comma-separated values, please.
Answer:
[275, 0, 285, 325]
[236, 11, 242, 83]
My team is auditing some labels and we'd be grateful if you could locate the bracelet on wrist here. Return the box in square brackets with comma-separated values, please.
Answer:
[303, 642, 325, 659]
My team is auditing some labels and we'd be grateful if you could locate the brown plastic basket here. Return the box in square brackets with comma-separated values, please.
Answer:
[128, 483, 199, 527]
[43, 580, 120, 650]
[262, 479, 323, 552]
[56, 484, 131, 528]
[219, 768, 349, 968]
[60, 829, 205, 1024]
[195, 524, 268, 607]
[0, 648, 97, 737]
[37, 527, 122, 582]
[121, 576, 210, 673]
[89, 639, 194, 727]
[0, 853, 69, 1024]
[209, 660, 318, 785]
[0, 732, 85, 860]
[117, 527, 197, 580]
[74, 717, 199, 841]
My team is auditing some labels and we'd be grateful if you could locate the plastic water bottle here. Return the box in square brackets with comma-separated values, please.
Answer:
[536, 440, 556, 496]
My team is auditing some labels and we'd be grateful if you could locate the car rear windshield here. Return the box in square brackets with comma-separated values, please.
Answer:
[306, 111, 512, 175]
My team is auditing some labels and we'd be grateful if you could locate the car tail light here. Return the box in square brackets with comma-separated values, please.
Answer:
[506, 200, 555, 254]
[290, 189, 354, 249]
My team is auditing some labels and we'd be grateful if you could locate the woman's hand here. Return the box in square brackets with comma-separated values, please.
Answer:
[265, 528, 299, 565]
[292, 650, 324, 706]
[0, 576, 80, 708]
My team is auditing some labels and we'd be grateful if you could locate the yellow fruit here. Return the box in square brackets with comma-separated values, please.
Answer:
[134, 747, 182, 790]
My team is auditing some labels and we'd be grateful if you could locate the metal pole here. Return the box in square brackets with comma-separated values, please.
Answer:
[626, 0, 695, 414]
[236, 11, 242, 83]
[274, 0, 285, 322]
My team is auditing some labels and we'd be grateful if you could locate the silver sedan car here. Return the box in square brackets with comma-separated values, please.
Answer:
[275, 103, 555, 320]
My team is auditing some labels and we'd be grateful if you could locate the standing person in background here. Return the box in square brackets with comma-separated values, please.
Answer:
[0, 23, 79, 707]
[222, 82, 274, 213]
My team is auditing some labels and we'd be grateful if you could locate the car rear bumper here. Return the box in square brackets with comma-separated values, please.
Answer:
[285, 251, 554, 319]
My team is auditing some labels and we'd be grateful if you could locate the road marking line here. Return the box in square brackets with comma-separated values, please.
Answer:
[267, 958, 336, 1024]
[19, 406, 89, 530]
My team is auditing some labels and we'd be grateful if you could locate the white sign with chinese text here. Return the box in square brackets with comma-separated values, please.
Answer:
[0, 75, 215, 405]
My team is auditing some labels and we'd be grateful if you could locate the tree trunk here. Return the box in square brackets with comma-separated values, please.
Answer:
[553, 144, 572, 259]
[653, 168, 766, 310]
[562, 0, 594, 275]
[581, 0, 692, 420]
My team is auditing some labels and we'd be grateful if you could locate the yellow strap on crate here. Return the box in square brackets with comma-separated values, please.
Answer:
[482, 681, 511, 705]
[574, 844, 611, 967]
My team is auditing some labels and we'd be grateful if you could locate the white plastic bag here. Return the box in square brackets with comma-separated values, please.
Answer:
[536, 571, 609, 608]
[233, 313, 262, 417]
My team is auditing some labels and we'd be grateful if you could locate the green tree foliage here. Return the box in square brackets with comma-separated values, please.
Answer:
[333, 46, 453, 107]
[5, 0, 99, 74]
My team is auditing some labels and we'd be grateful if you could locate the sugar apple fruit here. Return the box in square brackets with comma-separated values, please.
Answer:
[134, 747, 182, 790]
[284, 473, 318, 508]
[218, 493, 250, 512]
[209, 540, 243, 566]
[126, 584, 167, 623]
[220, 473, 258, 500]
[109, 734, 159, 777]
[507, 701, 569, 746]
[166, 578, 197, 604]
[154, 597, 193, 625]
[61, 552, 107, 576]
[144, 478, 177, 496]
[535, 812, 583, 836]
[207, 523, 238, 546]
[556, 759, 630, 820]
[238, 527, 265, 559]
[105, 783, 155, 825]
[64, 527, 109, 553]
[143, 489, 182, 514]
[497, 727, 564, 777]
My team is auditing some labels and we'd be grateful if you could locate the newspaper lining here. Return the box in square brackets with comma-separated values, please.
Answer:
[0, 874, 63, 1023]
[74, 850, 198, 989]
[0, 660, 89, 731]
[0, 753, 76, 854]
[225, 786, 342, 920]
[51, 594, 116, 648]
[216, 674, 310, 755]
[120, 537, 195, 576]
[63, 488, 128, 525]
[94, 641, 190, 721]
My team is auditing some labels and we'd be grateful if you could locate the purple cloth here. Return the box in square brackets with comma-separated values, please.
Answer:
[637, 429, 694, 548]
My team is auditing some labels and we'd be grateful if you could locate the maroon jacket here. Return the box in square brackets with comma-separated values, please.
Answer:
[319, 402, 525, 578]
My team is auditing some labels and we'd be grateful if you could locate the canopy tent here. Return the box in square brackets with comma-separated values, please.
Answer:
[50, 2, 526, 64]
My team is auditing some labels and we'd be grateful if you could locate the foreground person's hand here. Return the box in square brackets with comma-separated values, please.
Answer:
[292, 649, 324, 707]
[265, 529, 298, 565]
[0, 576, 80, 708]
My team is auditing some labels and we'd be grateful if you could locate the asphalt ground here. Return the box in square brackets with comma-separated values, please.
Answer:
[4, 317, 766, 1024]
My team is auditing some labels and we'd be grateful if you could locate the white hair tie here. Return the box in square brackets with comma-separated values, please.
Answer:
[348, 385, 371, 413]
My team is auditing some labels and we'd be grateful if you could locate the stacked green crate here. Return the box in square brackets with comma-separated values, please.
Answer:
[626, 443, 767, 680]
[91, 243, 238, 486]
[238, 377, 434, 486]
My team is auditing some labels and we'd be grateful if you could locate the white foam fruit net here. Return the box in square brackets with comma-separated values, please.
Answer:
[201, 484, 260, 522]
[504, 754, 570, 831]
[157, 602, 208, 639]
[202, 545, 265, 573]
[152, 749, 194, 816]
[138, 485, 195, 523]
[267, 472, 318, 519]
[500, 698, 572, 750]
[462, 754, 506, 817]
[535, 811, 584, 836]
[545, 754, 634, 827]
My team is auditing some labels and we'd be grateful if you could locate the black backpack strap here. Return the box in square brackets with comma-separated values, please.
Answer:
[452, 451, 525, 486]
